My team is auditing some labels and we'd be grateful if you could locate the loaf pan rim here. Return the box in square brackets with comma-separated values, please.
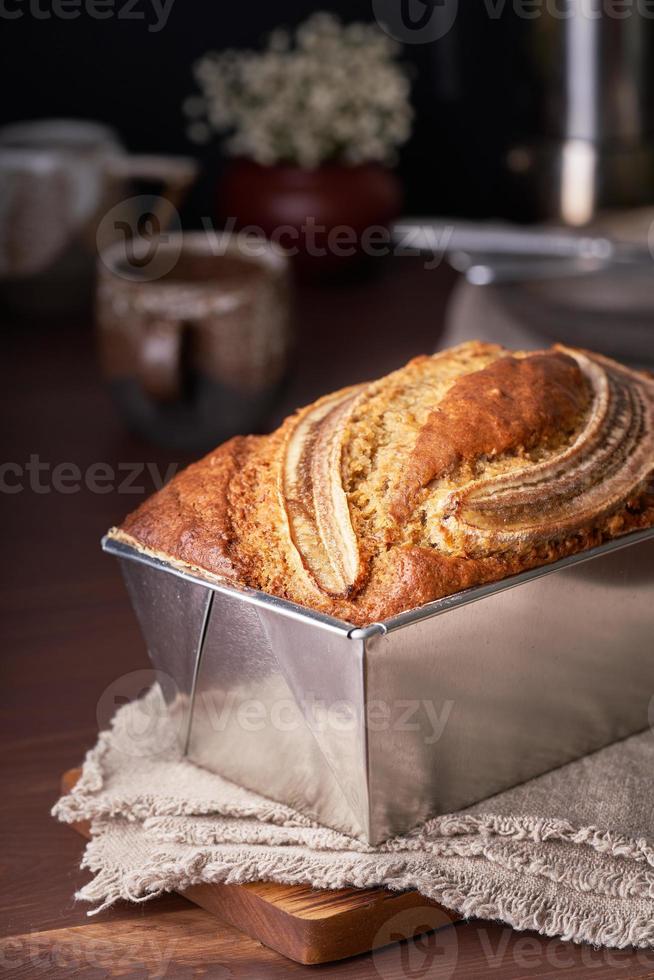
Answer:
[102, 525, 654, 640]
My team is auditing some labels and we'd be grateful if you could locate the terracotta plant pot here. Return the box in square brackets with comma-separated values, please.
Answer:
[216, 159, 403, 279]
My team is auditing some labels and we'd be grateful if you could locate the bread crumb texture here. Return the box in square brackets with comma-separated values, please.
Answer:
[115, 342, 654, 625]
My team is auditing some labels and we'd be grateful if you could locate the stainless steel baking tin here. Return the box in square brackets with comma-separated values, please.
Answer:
[103, 529, 654, 844]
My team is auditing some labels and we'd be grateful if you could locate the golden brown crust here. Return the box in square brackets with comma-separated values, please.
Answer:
[120, 435, 251, 581]
[391, 351, 589, 523]
[114, 342, 654, 626]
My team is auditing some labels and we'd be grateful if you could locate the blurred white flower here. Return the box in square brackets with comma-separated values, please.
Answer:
[186, 121, 211, 145]
[183, 95, 206, 119]
[184, 12, 413, 168]
[268, 28, 291, 53]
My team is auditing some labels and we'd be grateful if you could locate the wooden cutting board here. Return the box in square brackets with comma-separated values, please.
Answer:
[61, 768, 458, 965]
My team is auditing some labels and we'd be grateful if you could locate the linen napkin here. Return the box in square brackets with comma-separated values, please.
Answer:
[53, 686, 654, 949]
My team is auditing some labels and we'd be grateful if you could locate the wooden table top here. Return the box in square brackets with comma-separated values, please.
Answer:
[2, 257, 653, 979]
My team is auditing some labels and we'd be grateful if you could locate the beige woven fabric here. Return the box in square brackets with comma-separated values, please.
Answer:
[53, 686, 654, 948]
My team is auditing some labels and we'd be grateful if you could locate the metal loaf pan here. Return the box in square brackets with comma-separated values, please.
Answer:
[103, 528, 654, 844]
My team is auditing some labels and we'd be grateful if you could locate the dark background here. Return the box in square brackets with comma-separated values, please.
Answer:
[0, 0, 540, 221]
[3, 6, 654, 976]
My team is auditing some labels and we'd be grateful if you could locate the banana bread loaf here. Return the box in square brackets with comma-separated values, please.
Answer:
[110, 341, 654, 625]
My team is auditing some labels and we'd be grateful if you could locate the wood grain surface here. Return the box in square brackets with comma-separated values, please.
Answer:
[3, 259, 654, 978]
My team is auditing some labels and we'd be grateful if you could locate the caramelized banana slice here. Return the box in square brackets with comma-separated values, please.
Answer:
[283, 387, 364, 596]
[441, 348, 654, 555]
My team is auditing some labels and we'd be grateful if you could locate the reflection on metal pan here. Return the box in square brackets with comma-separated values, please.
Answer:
[104, 527, 654, 843]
